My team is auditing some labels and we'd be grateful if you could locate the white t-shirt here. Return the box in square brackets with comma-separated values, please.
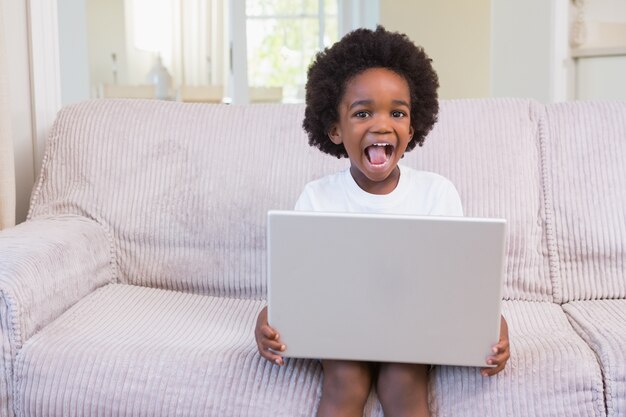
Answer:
[294, 165, 464, 216]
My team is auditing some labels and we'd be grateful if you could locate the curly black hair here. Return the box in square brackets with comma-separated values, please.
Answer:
[302, 26, 439, 158]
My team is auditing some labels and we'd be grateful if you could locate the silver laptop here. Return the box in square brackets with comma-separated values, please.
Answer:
[267, 210, 506, 367]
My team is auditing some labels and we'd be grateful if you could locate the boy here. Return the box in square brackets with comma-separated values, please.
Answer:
[255, 26, 510, 417]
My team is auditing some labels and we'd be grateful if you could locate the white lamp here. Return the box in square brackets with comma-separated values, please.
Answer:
[145, 55, 172, 100]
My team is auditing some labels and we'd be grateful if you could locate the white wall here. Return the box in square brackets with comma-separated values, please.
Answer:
[87, 0, 129, 89]
[1, 0, 35, 224]
[58, 0, 91, 105]
[586, 0, 626, 21]
[491, 0, 569, 102]
[379, 0, 491, 99]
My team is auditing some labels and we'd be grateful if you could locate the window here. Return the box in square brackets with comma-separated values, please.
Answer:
[242, 0, 339, 103]
[61, 0, 376, 105]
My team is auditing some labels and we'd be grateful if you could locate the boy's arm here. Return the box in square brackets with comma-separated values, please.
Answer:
[481, 315, 510, 376]
[254, 306, 286, 365]
[256, 185, 309, 365]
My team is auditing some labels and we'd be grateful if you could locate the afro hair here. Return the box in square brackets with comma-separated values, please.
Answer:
[302, 25, 439, 158]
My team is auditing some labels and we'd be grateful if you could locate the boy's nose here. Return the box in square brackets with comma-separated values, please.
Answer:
[370, 114, 393, 134]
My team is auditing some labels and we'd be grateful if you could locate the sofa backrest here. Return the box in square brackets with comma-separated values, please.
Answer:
[29, 98, 556, 301]
[403, 99, 552, 302]
[29, 100, 344, 299]
[544, 101, 626, 302]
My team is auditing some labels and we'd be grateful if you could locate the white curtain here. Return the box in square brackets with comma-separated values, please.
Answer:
[172, 0, 227, 87]
[0, 0, 16, 229]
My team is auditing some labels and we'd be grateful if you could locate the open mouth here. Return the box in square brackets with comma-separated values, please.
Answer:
[365, 143, 394, 166]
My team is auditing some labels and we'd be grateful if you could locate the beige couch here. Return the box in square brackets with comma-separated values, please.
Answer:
[0, 98, 624, 417]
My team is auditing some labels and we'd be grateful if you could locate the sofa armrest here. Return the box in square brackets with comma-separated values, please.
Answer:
[0, 214, 116, 416]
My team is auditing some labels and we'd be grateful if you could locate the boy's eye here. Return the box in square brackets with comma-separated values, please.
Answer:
[353, 111, 370, 118]
[392, 110, 407, 118]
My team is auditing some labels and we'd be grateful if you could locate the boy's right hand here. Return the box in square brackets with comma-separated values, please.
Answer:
[255, 306, 286, 366]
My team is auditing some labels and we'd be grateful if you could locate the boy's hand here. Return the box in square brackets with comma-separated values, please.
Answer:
[255, 306, 286, 366]
[481, 315, 510, 377]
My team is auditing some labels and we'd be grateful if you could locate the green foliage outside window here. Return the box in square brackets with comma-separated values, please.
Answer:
[246, 0, 338, 102]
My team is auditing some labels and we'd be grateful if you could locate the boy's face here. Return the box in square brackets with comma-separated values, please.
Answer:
[329, 67, 413, 195]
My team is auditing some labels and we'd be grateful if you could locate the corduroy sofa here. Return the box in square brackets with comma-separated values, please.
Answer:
[0, 98, 624, 417]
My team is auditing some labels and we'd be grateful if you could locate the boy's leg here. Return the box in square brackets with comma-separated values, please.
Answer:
[376, 363, 430, 417]
[316, 359, 372, 417]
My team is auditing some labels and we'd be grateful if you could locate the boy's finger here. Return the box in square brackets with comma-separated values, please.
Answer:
[264, 339, 286, 352]
[486, 351, 509, 368]
[488, 349, 509, 361]
[481, 363, 504, 377]
[260, 349, 284, 365]
[491, 342, 507, 355]
[492, 351, 510, 364]
[261, 325, 279, 340]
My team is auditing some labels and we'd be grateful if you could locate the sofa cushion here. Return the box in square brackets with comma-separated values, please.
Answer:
[29, 100, 345, 299]
[14, 285, 605, 417]
[563, 299, 626, 417]
[14, 284, 326, 417]
[404, 99, 552, 301]
[431, 301, 605, 417]
[12, 283, 391, 417]
[544, 101, 626, 302]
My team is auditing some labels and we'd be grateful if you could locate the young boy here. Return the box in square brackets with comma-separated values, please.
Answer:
[255, 26, 510, 417]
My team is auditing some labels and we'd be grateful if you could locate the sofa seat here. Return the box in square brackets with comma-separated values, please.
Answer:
[563, 300, 626, 417]
[14, 283, 606, 417]
[431, 301, 606, 417]
[13, 284, 323, 417]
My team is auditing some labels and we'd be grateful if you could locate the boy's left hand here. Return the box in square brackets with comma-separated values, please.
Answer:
[481, 315, 510, 377]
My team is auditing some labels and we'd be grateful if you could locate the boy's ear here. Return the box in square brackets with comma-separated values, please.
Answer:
[409, 126, 414, 140]
[328, 124, 342, 145]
